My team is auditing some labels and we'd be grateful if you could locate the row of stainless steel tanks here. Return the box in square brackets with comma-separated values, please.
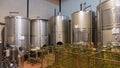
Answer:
[4, 0, 120, 52]
[2, 7, 95, 67]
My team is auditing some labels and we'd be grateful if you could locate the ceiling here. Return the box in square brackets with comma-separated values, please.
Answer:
[47, 0, 59, 5]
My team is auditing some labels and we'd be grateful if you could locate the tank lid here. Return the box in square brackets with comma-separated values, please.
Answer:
[31, 19, 48, 21]
[50, 12, 69, 18]
[5, 16, 29, 20]
[72, 10, 92, 15]
[31, 16, 48, 21]
[98, 0, 115, 6]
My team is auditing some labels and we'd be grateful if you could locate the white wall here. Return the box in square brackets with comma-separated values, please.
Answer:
[29, 0, 59, 19]
[0, 0, 58, 41]
[0, 0, 58, 22]
[0, 0, 27, 23]
[61, 0, 106, 18]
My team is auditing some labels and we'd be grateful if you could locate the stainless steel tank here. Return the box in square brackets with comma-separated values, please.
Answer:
[72, 10, 95, 45]
[30, 19, 48, 48]
[49, 13, 71, 45]
[97, 0, 120, 46]
[0, 25, 5, 65]
[4, 16, 30, 68]
[4, 16, 30, 49]
[0, 41, 2, 66]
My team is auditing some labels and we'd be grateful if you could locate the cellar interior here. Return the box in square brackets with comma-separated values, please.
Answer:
[0, 0, 120, 68]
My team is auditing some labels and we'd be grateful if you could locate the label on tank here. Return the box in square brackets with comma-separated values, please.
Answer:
[112, 28, 120, 34]
[6, 49, 10, 57]
[18, 35, 25, 40]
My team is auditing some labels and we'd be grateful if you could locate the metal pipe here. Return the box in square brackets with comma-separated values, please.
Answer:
[59, 0, 61, 12]
[27, 0, 29, 18]
[54, 9, 56, 46]
[84, 5, 92, 11]
[80, 4, 83, 11]
[100, 0, 102, 3]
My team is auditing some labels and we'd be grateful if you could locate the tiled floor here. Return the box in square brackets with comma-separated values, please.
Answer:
[23, 62, 41, 68]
